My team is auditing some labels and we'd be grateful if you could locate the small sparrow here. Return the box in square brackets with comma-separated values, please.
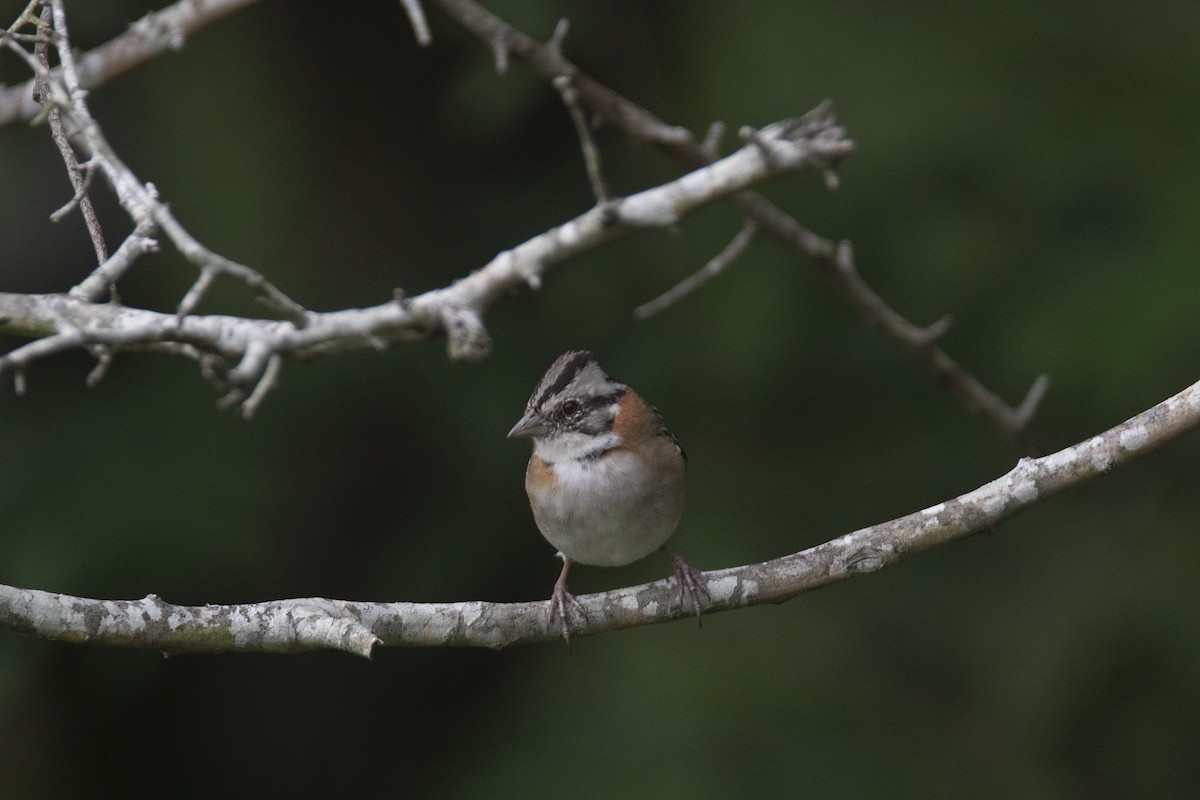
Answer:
[508, 350, 708, 643]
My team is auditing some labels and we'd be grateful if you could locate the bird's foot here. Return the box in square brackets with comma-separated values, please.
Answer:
[662, 547, 710, 626]
[548, 579, 588, 647]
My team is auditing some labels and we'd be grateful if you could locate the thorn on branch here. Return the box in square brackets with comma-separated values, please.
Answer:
[216, 387, 245, 411]
[737, 123, 800, 170]
[1015, 374, 1051, 430]
[199, 353, 231, 387]
[914, 314, 954, 347]
[398, 0, 433, 47]
[771, 99, 838, 139]
[700, 121, 725, 162]
[48, 158, 100, 222]
[241, 353, 283, 420]
[547, 17, 570, 57]
[227, 338, 272, 390]
[177, 266, 217, 319]
[490, 39, 509, 73]
[738, 124, 774, 163]
[85, 346, 114, 386]
[175, 256, 311, 329]
[834, 239, 855, 275]
[496, 240, 544, 289]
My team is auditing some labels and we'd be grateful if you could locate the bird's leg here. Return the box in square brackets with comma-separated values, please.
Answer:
[548, 555, 588, 646]
[661, 547, 710, 626]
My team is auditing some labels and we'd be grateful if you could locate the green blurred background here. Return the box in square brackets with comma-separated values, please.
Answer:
[2, 1, 1199, 796]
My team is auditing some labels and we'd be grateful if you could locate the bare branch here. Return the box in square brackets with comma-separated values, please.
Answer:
[9, 24, 255, 311]
[0, 110, 849, 396]
[4, 2, 43, 31]
[15, 6, 314, 330]
[3, 0, 1043, 449]
[5, 1, 848, 415]
[828, 239, 1048, 449]
[428, 0, 1047, 451]
[0, 0, 264, 126]
[430, 0, 693, 149]
[0, 592, 382, 657]
[4, 376, 1197, 652]
[34, 3, 108, 264]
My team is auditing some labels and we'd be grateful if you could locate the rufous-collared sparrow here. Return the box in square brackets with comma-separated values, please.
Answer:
[508, 350, 709, 643]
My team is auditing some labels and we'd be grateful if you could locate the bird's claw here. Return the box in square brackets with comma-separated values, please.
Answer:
[664, 549, 710, 626]
[548, 581, 588, 647]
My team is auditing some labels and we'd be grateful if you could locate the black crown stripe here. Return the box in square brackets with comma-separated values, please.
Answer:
[534, 350, 593, 409]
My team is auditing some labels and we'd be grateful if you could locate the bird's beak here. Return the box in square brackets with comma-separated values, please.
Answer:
[507, 411, 549, 439]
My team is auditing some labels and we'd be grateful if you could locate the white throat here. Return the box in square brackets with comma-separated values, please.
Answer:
[533, 429, 621, 464]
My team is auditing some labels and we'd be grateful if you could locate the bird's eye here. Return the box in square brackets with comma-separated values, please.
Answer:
[561, 399, 580, 416]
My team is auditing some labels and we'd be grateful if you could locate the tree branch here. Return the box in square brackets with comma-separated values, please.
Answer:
[3, 0, 1044, 446]
[428, 0, 1048, 451]
[4, 376, 1197, 652]
[1, 104, 851, 397]
[0, 0, 262, 126]
[32, 3, 108, 266]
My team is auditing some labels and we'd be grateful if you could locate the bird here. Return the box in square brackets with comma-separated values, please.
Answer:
[508, 350, 708, 644]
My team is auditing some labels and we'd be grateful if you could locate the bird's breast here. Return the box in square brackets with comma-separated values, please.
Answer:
[525, 449, 685, 566]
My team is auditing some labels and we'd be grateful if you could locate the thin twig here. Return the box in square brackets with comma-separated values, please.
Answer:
[2, 1, 42, 34]
[20, 7, 314, 329]
[157, 213, 311, 326]
[29, 4, 105, 265]
[241, 352, 282, 419]
[554, 72, 610, 205]
[69, 220, 159, 302]
[635, 219, 759, 319]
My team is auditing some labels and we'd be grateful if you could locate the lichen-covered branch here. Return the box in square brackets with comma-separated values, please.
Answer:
[0, 104, 851, 404]
[4, 376, 1196, 653]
